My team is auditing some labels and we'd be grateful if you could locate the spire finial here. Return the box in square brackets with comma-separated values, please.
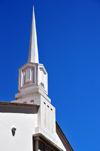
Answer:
[28, 6, 39, 63]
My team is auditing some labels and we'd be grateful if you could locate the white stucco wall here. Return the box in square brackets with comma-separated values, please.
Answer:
[0, 112, 37, 151]
[0, 104, 69, 151]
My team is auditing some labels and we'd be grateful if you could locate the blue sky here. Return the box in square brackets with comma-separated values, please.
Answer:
[0, 0, 100, 150]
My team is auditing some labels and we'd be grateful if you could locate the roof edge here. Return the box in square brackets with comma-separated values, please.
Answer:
[0, 101, 39, 108]
[56, 121, 74, 151]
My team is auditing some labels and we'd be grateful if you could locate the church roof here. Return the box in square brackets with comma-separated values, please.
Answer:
[0, 101, 39, 114]
[56, 122, 74, 151]
[0, 101, 38, 108]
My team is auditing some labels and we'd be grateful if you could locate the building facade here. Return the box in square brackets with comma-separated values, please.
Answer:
[0, 7, 73, 151]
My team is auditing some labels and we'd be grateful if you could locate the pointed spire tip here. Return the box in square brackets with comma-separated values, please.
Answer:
[28, 6, 39, 64]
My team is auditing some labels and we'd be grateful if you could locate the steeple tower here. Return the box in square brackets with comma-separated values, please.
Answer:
[28, 6, 39, 63]
[14, 7, 48, 102]
[4, 7, 73, 151]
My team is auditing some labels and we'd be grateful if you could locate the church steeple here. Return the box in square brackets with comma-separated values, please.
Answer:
[28, 6, 39, 63]
[14, 6, 48, 100]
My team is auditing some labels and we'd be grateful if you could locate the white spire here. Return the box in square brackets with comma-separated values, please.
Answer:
[28, 6, 39, 63]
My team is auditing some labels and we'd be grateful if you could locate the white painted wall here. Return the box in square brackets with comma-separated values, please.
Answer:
[0, 104, 68, 151]
[0, 112, 37, 151]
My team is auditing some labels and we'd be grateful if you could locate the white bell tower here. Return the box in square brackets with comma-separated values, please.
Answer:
[16, 7, 48, 101]
[11, 7, 57, 141]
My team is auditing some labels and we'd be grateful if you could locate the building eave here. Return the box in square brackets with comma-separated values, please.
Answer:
[0, 101, 39, 108]
[33, 133, 63, 151]
[0, 101, 39, 114]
